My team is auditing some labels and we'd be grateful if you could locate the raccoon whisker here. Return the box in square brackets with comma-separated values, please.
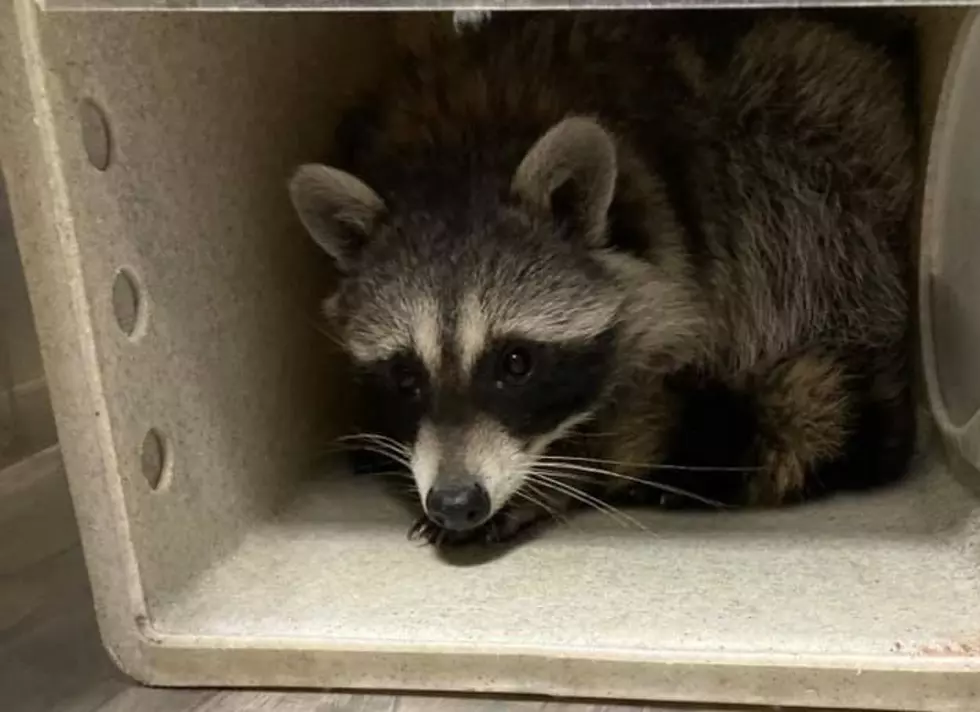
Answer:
[365, 433, 414, 455]
[526, 472, 651, 533]
[309, 444, 390, 465]
[563, 430, 623, 440]
[345, 440, 413, 464]
[537, 454, 761, 473]
[526, 473, 612, 523]
[305, 315, 345, 350]
[335, 433, 413, 466]
[527, 466, 596, 483]
[533, 476, 650, 533]
[352, 443, 412, 468]
[364, 469, 414, 480]
[337, 432, 413, 457]
[311, 443, 414, 473]
[312, 443, 396, 458]
[514, 486, 565, 524]
[526, 485, 574, 528]
[534, 462, 728, 509]
[335, 431, 402, 445]
[341, 444, 413, 470]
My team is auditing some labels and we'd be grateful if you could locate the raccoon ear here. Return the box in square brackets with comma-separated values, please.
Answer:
[511, 117, 617, 248]
[288, 163, 386, 271]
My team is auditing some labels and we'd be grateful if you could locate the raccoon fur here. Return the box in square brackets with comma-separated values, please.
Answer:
[289, 10, 918, 546]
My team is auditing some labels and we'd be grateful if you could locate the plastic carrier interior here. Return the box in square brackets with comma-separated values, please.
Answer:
[1, 2, 980, 710]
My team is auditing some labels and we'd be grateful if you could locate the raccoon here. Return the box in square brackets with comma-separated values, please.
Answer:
[289, 10, 918, 545]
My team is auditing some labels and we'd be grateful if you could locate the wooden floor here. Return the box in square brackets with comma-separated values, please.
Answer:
[0, 446, 821, 712]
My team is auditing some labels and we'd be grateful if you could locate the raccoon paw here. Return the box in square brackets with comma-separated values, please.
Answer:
[407, 503, 549, 548]
[478, 504, 548, 544]
[748, 450, 807, 506]
[407, 516, 448, 546]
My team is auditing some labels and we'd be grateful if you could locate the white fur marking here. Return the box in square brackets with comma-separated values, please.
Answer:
[464, 418, 527, 512]
[411, 420, 441, 502]
[347, 296, 442, 369]
[457, 292, 488, 374]
[464, 412, 595, 515]
[529, 411, 595, 457]
[412, 298, 442, 374]
[348, 332, 407, 364]
[413, 412, 597, 518]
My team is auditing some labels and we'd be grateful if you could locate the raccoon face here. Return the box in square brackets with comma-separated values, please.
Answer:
[291, 117, 624, 531]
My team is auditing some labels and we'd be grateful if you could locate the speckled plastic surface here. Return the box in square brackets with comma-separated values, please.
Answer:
[3, 2, 980, 710]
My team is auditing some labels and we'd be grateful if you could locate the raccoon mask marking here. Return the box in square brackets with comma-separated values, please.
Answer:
[290, 10, 918, 548]
[290, 117, 626, 532]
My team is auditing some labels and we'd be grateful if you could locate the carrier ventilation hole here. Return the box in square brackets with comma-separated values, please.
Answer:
[112, 268, 143, 338]
[141, 429, 170, 491]
[79, 98, 111, 171]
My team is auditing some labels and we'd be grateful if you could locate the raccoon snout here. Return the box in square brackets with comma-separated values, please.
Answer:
[425, 481, 492, 531]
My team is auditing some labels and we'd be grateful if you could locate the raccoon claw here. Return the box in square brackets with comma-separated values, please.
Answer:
[407, 517, 443, 545]
[406, 516, 482, 547]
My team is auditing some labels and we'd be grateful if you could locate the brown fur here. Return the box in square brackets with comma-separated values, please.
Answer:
[294, 10, 918, 544]
[746, 354, 852, 503]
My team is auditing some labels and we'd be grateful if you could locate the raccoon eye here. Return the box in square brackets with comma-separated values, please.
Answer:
[389, 359, 423, 399]
[497, 345, 534, 385]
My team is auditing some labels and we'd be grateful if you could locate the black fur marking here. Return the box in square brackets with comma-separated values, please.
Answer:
[808, 348, 915, 499]
[607, 176, 655, 259]
[682, 10, 756, 73]
[651, 134, 716, 275]
[657, 367, 757, 507]
[331, 101, 383, 169]
[471, 330, 616, 439]
[357, 351, 430, 445]
[654, 348, 915, 508]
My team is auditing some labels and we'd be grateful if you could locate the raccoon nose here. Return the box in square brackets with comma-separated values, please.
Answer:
[425, 481, 491, 531]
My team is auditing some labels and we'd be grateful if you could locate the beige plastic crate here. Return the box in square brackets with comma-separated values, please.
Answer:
[2, 2, 980, 709]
